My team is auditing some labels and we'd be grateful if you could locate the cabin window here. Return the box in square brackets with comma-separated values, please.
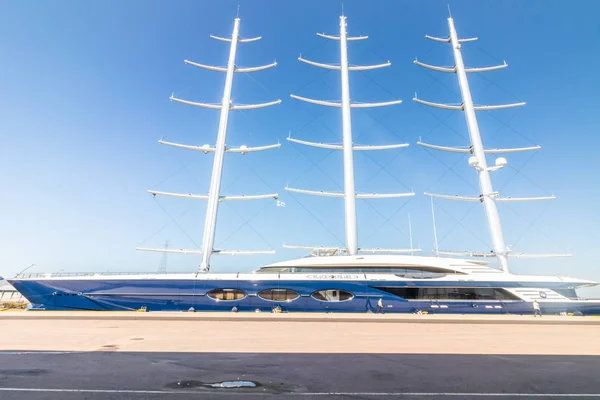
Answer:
[258, 289, 300, 301]
[375, 287, 520, 301]
[207, 288, 247, 301]
[553, 288, 578, 299]
[311, 289, 354, 302]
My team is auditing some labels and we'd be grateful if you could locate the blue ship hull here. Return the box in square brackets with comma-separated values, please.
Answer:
[9, 277, 600, 315]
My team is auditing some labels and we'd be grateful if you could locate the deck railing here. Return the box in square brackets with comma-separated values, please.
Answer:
[14, 271, 191, 279]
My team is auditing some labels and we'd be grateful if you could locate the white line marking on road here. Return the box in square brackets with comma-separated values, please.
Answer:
[0, 388, 599, 397]
[0, 351, 77, 355]
[293, 394, 600, 397]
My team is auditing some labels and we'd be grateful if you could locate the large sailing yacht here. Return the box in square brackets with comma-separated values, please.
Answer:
[8, 15, 600, 315]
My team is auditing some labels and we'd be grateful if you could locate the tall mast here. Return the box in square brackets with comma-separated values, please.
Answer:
[448, 17, 509, 272]
[339, 16, 358, 255]
[415, 16, 569, 271]
[200, 18, 240, 271]
[137, 17, 281, 272]
[287, 15, 415, 257]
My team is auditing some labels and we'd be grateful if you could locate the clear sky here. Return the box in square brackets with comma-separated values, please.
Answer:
[1, 1, 599, 295]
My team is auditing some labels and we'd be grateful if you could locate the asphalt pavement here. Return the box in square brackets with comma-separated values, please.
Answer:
[1, 351, 599, 399]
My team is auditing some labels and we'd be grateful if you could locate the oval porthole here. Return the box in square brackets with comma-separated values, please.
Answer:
[207, 288, 247, 301]
[258, 289, 300, 302]
[311, 289, 354, 302]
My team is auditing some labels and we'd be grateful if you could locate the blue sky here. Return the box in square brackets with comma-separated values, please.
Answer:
[1, 1, 599, 294]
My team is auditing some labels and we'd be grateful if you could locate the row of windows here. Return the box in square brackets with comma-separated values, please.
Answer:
[376, 287, 521, 301]
[257, 266, 458, 275]
[206, 288, 354, 302]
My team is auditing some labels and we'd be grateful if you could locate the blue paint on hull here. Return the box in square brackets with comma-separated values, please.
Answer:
[9, 278, 600, 315]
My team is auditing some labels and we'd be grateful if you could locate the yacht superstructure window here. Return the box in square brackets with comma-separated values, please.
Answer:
[553, 288, 578, 299]
[256, 265, 460, 275]
[376, 287, 520, 301]
[311, 290, 354, 302]
[258, 289, 300, 301]
[207, 289, 247, 301]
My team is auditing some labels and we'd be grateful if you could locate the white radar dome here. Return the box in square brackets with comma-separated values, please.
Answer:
[495, 157, 508, 167]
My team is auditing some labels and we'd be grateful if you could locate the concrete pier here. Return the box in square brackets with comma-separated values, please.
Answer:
[1, 312, 599, 398]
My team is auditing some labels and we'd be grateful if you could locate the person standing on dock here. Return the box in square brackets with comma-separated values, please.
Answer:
[533, 300, 542, 317]
[377, 298, 384, 314]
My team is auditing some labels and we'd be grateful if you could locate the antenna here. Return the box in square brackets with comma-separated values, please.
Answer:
[158, 240, 169, 274]
[408, 213, 414, 256]
[430, 196, 439, 256]
[16, 264, 36, 278]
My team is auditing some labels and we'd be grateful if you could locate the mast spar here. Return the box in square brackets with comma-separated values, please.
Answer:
[137, 17, 281, 273]
[415, 16, 570, 272]
[287, 15, 415, 256]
